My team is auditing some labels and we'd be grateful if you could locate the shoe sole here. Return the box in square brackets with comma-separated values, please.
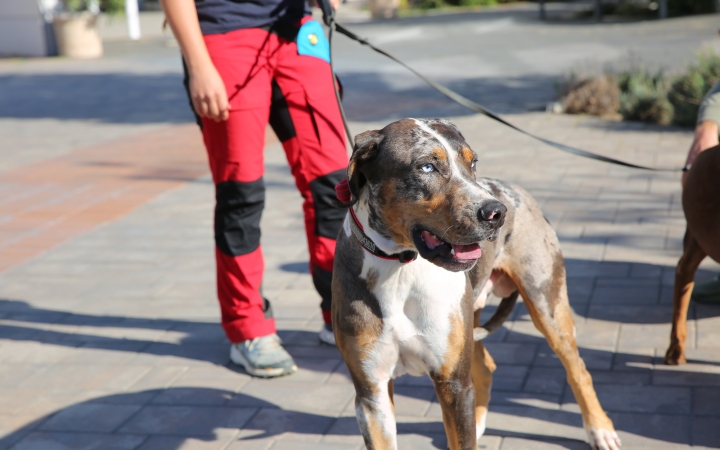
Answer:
[230, 345, 297, 378]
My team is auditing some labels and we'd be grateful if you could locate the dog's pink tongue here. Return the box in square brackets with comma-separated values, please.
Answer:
[452, 243, 482, 260]
[421, 231, 443, 250]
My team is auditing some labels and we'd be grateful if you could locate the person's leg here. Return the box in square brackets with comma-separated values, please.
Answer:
[270, 30, 348, 340]
[200, 28, 296, 376]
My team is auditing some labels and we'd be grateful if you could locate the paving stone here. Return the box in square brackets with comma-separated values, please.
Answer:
[391, 386, 436, 417]
[562, 384, 691, 414]
[484, 343, 538, 365]
[118, 405, 256, 437]
[484, 405, 587, 441]
[320, 415, 365, 447]
[489, 391, 560, 410]
[19, 364, 152, 393]
[499, 437, 588, 450]
[652, 365, 720, 387]
[39, 403, 142, 433]
[267, 441, 362, 450]
[586, 370, 651, 386]
[523, 367, 568, 396]
[618, 323, 683, 350]
[233, 380, 355, 415]
[7, 431, 147, 450]
[135, 435, 237, 450]
[151, 387, 237, 406]
[591, 278, 661, 305]
[240, 408, 336, 442]
[533, 343, 614, 371]
[691, 416, 720, 448]
[492, 365, 529, 392]
[607, 411, 691, 447]
[611, 348, 655, 372]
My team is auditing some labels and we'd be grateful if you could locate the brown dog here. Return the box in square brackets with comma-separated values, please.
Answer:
[332, 119, 620, 450]
[664, 145, 720, 365]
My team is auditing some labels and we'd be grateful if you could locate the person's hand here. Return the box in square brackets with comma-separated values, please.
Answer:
[682, 120, 719, 186]
[188, 64, 230, 122]
[310, 0, 340, 11]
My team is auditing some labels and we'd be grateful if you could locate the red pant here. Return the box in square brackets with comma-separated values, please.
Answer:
[198, 25, 348, 342]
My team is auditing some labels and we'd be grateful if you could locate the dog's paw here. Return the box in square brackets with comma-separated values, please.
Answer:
[586, 427, 621, 450]
[663, 344, 687, 365]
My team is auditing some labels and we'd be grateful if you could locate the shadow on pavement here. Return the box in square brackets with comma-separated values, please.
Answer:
[0, 72, 558, 125]
[0, 387, 586, 450]
[0, 74, 194, 124]
[340, 73, 558, 121]
[1, 257, 719, 447]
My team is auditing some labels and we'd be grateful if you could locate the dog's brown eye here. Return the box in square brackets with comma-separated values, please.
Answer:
[421, 163, 435, 173]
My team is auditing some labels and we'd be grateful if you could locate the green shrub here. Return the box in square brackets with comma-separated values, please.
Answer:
[61, 0, 123, 14]
[101, 0, 125, 14]
[560, 51, 720, 126]
[617, 67, 674, 124]
[460, 0, 497, 7]
[668, 51, 720, 127]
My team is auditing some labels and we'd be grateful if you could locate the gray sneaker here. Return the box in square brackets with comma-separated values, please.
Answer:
[318, 323, 336, 346]
[230, 334, 297, 378]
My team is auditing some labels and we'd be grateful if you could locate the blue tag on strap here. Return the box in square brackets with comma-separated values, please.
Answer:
[296, 21, 330, 63]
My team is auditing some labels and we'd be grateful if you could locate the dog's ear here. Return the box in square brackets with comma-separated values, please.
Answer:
[347, 130, 383, 201]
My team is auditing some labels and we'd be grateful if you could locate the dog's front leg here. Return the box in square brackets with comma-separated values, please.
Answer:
[354, 379, 398, 450]
[430, 369, 476, 450]
[471, 310, 496, 442]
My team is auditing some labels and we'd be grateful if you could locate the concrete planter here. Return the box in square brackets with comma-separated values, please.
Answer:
[53, 12, 103, 58]
[368, 0, 399, 18]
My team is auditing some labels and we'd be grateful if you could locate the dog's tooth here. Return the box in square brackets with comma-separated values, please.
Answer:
[450, 248, 455, 255]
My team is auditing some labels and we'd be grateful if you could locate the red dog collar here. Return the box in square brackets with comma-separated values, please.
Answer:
[335, 179, 417, 264]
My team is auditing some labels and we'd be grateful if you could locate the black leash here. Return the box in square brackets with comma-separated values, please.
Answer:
[323, 11, 686, 173]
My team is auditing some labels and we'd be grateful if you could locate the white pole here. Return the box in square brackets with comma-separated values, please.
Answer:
[125, 0, 141, 40]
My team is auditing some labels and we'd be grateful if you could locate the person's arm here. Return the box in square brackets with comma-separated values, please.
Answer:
[159, 0, 229, 121]
[682, 82, 720, 186]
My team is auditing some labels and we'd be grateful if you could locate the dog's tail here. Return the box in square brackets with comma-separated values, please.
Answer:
[473, 291, 519, 341]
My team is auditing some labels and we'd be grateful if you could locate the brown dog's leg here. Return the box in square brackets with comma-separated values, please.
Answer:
[507, 238, 619, 449]
[520, 293, 619, 449]
[664, 230, 707, 365]
[431, 372, 476, 450]
[430, 313, 477, 450]
[472, 309, 496, 443]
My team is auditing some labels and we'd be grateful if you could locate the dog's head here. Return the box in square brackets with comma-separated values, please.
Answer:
[347, 118, 506, 272]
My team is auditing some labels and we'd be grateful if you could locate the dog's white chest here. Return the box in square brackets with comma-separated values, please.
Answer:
[361, 256, 468, 380]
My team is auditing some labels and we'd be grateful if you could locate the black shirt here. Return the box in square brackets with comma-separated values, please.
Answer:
[196, 0, 310, 35]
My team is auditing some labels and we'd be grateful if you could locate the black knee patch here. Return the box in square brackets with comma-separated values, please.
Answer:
[312, 265, 333, 312]
[268, 80, 296, 143]
[215, 179, 265, 256]
[262, 297, 274, 319]
[310, 169, 348, 240]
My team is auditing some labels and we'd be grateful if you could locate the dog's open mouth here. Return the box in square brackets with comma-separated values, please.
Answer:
[421, 231, 482, 260]
[412, 228, 482, 271]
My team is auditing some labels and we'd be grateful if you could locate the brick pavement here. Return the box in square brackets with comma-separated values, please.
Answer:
[0, 109, 719, 449]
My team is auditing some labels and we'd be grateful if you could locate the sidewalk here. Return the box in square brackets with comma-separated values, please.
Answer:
[1, 109, 719, 449]
[2, 14, 720, 450]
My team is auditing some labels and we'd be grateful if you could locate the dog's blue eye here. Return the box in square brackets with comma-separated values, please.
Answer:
[471, 160, 477, 169]
[421, 163, 435, 173]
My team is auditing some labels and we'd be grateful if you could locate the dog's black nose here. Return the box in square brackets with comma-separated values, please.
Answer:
[478, 201, 507, 222]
